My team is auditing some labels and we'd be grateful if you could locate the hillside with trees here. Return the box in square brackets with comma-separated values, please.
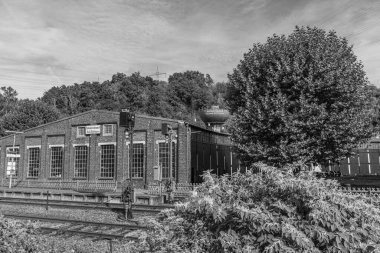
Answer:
[0, 71, 228, 136]
[41, 71, 226, 125]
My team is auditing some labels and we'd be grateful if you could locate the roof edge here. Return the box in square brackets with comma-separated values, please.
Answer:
[0, 110, 186, 140]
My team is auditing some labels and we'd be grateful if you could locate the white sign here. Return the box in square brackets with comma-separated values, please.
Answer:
[6, 154, 20, 158]
[7, 161, 16, 175]
[85, 125, 101, 135]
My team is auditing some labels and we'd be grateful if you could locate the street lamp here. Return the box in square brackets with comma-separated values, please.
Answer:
[4, 130, 23, 188]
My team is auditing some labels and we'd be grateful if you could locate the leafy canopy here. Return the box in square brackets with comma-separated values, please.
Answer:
[226, 26, 374, 166]
[129, 164, 380, 252]
[0, 99, 60, 134]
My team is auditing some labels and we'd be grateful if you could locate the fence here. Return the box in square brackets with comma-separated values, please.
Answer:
[147, 182, 201, 197]
[339, 186, 380, 197]
[0, 178, 118, 192]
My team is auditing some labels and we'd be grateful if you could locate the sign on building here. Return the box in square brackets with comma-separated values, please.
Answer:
[6, 154, 20, 158]
[7, 161, 16, 176]
[86, 125, 101, 135]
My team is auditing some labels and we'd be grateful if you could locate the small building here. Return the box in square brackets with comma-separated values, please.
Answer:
[0, 110, 240, 188]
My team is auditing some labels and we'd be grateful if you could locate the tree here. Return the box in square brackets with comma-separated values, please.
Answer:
[116, 72, 156, 113]
[0, 100, 60, 134]
[168, 71, 213, 117]
[226, 26, 374, 167]
[129, 164, 380, 252]
[145, 82, 174, 118]
[366, 84, 380, 132]
[0, 86, 18, 116]
[41, 85, 79, 115]
[211, 82, 228, 108]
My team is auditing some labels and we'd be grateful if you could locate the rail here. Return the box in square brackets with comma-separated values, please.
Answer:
[4, 214, 143, 240]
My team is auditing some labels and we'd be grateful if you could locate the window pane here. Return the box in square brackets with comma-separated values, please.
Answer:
[103, 124, 113, 136]
[158, 142, 176, 179]
[132, 143, 144, 178]
[6, 147, 19, 177]
[100, 145, 115, 178]
[74, 146, 88, 178]
[77, 127, 85, 137]
[50, 147, 63, 178]
[28, 148, 40, 178]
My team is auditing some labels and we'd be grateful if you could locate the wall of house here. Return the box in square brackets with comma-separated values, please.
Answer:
[189, 126, 239, 183]
[0, 110, 195, 187]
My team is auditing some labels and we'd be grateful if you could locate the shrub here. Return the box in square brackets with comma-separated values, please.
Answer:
[0, 215, 45, 253]
[129, 164, 380, 252]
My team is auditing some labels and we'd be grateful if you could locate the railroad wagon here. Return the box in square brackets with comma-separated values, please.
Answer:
[321, 138, 380, 187]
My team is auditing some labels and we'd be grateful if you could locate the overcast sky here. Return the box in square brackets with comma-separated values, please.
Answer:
[0, 0, 380, 99]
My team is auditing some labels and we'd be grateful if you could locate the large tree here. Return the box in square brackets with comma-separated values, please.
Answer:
[0, 99, 60, 134]
[168, 71, 213, 116]
[226, 26, 374, 167]
[0, 86, 18, 116]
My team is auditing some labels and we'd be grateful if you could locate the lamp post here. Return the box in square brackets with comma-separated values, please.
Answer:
[4, 130, 23, 188]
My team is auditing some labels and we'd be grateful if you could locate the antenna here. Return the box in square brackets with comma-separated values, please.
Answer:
[149, 66, 166, 81]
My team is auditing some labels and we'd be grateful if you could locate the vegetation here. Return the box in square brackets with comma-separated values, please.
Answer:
[41, 71, 225, 125]
[226, 26, 375, 167]
[0, 70, 227, 136]
[2, 164, 380, 252]
[0, 99, 60, 135]
[128, 164, 380, 252]
[0, 214, 134, 252]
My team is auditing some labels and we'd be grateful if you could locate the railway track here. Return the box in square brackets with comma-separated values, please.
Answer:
[4, 213, 146, 240]
[0, 197, 173, 213]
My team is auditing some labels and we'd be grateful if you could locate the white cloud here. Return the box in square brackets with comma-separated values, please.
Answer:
[0, 0, 380, 98]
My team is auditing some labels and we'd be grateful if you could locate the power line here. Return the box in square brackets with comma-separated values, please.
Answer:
[148, 66, 166, 81]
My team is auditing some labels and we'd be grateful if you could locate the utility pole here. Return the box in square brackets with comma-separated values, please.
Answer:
[149, 66, 166, 82]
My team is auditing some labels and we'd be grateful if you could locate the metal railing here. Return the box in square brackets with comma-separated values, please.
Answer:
[0, 178, 118, 192]
[147, 182, 201, 197]
[339, 186, 380, 196]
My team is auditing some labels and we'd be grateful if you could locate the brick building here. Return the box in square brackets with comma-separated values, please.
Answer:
[0, 110, 239, 187]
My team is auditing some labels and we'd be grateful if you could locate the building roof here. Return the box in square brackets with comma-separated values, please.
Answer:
[188, 123, 230, 137]
[0, 109, 229, 139]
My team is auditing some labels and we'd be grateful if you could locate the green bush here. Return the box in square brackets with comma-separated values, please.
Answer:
[129, 164, 380, 252]
[0, 215, 45, 253]
[0, 215, 132, 253]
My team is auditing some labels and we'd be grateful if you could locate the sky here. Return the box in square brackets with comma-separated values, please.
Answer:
[0, 0, 380, 99]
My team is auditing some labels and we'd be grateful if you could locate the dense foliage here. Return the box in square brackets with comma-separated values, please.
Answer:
[226, 26, 375, 167]
[129, 164, 380, 252]
[0, 99, 60, 135]
[0, 215, 134, 252]
[40, 71, 225, 125]
[0, 216, 44, 253]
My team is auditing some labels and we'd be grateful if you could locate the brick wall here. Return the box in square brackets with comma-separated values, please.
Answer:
[0, 110, 195, 186]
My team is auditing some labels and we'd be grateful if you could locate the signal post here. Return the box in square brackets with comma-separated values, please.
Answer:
[120, 109, 135, 220]
[161, 123, 175, 203]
